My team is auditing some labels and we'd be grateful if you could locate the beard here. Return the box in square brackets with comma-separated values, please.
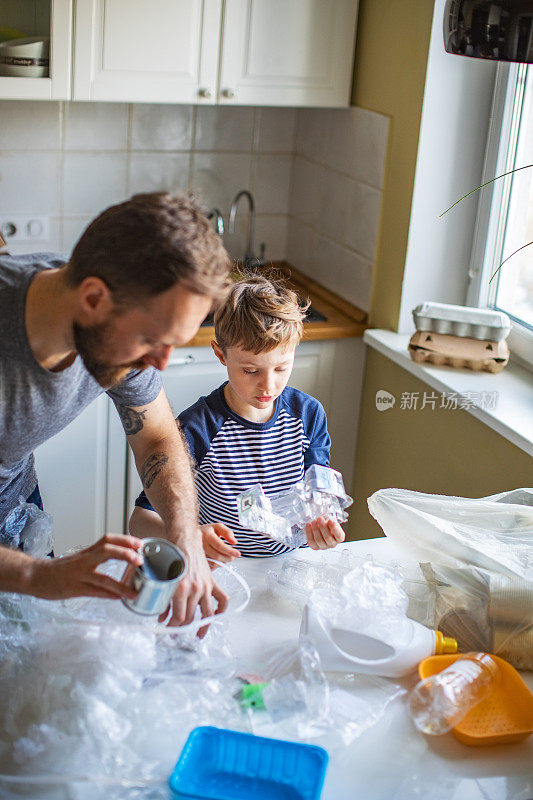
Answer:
[73, 320, 147, 389]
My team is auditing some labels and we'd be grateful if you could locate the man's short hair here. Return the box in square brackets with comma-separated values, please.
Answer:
[214, 272, 308, 353]
[64, 192, 231, 305]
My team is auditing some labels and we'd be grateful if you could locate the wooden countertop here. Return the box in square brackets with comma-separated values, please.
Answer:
[183, 261, 368, 347]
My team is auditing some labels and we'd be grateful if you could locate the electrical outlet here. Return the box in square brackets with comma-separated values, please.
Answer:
[0, 215, 50, 243]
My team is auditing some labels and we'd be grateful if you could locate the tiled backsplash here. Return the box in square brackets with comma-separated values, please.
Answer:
[288, 107, 389, 312]
[0, 102, 295, 263]
[0, 101, 388, 312]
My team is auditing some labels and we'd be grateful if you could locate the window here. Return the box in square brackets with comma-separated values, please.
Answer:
[468, 63, 533, 368]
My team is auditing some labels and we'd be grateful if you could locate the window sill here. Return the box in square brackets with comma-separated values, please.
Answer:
[364, 329, 533, 458]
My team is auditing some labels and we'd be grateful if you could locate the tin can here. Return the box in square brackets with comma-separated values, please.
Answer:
[121, 538, 187, 616]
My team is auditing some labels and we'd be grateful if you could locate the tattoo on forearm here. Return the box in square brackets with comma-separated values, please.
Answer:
[140, 453, 169, 489]
[117, 405, 147, 435]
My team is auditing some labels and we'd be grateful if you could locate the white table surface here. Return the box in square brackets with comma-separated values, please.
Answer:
[226, 538, 533, 800]
[3, 539, 532, 799]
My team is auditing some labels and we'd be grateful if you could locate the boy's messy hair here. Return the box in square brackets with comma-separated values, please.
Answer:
[214, 272, 309, 354]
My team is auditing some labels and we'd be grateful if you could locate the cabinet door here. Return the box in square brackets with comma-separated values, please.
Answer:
[33, 394, 109, 555]
[124, 341, 335, 519]
[218, 0, 358, 107]
[73, 0, 221, 103]
[0, 0, 71, 100]
[125, 347, 227, 514]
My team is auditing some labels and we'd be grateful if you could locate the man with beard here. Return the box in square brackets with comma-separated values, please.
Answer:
[0, 192, 231, 627]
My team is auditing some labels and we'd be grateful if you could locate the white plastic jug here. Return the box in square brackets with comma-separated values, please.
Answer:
[300, 603, 457, 678]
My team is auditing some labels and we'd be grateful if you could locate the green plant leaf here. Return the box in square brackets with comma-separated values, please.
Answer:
[489, 240, 533, 283]
[440, 163, 533, 218]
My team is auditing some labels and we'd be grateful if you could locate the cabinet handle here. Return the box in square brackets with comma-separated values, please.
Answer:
[169, 354, 196, 366]
[221, 88, 235, 99]
[198, 87, 212, 98]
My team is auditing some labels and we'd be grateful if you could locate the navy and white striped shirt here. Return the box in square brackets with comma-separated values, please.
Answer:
[135, 383, 331, 557]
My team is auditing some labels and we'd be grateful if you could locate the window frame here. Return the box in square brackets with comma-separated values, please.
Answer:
[467, 61, 533, 370]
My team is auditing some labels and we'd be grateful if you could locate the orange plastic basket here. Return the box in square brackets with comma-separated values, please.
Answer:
[418, 653, 533, 746]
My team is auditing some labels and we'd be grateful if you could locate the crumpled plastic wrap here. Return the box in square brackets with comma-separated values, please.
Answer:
[266, 548, 359, 607]
[248, 636, 405, 750]
[0, 498, 53, 557]
[0, 561, 250, 793]
[368, 487, 533, 670]
[266, 548, 434, 624]
[261, 635, 330, 738]
[308, 560, 414, 648]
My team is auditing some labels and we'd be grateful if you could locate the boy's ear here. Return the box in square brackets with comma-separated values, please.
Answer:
[211, 340, 227, 366]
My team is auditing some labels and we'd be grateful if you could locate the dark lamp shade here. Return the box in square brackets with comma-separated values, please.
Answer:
[444, 0, 533, 62]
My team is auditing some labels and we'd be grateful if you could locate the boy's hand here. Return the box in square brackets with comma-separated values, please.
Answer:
[305, 517, 345, 550]
[201, 523, 241, 568]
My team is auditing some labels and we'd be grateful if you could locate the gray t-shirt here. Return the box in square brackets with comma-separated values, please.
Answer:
[0, 252, 163, 526]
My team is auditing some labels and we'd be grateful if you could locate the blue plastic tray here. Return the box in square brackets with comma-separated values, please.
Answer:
[169, 726, 329, 800]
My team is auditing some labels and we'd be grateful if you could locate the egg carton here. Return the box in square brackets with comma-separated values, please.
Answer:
[412, 302, 511, 342]
[408, 331, 509, 373]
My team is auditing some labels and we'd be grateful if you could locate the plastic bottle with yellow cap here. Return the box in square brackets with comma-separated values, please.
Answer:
[300, 605, 457, 677]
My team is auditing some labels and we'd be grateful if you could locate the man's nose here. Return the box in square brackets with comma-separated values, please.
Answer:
[144, 345, 173, 371]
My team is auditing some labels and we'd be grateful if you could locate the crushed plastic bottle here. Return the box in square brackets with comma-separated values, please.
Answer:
[409, 652, 499, 735]
[237, 465, 353, 548]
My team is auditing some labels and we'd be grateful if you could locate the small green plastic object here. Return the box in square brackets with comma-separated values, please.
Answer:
[240, 682, 269, 710]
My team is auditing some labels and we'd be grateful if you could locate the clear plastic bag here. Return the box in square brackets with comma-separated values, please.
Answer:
[368, 487, 533, 580]
[368, 487, 533, 670]
[249, 636, 405, 749]
[0, 561, 251, 791]
[261, 636, 330, 738]
[0, 497, 53, 557]
[238, 465, 353, 548]
[265, 548, 359, 608]
[308, 560, 413, 649]
[266, 550, 436, 632]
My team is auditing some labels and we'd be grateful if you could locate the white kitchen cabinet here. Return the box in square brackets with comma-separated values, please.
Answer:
[0, 0, 72, 100]
[72, 0, 358, 106]
[218, 0, 359, 107]
[72, 0, 222, 103]
[33, 394, 111, 555]
[1, 0, 358, 106]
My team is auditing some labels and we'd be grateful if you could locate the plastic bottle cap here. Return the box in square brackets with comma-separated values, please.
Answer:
[435, 630, 458, 654]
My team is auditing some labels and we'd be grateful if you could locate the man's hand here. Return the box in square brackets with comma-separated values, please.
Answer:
[29, 534, 144, 600]
[305, 517, 345, 550]
[201, 523, 241, 568]
[162, 537, 229, 634]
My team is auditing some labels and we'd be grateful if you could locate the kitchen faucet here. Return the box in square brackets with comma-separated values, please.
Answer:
[228, 190, 255, 266]
[207, 208, 224, 235]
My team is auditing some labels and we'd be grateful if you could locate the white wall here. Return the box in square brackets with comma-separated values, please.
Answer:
[398, 0, 497, 333]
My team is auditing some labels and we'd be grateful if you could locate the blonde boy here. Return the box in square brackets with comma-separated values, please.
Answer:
[131, 275, 345, 560]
